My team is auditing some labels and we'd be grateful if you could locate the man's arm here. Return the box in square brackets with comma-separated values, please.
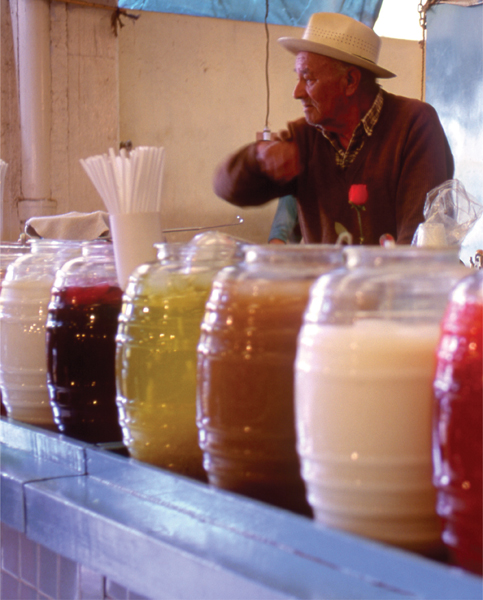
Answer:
[213, 139, 300, 207]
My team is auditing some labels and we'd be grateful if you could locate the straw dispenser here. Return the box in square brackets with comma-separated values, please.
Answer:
[81, 146, 165, 289]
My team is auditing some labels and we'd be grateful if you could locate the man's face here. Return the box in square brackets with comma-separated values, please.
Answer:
[293, 52, 349, 130]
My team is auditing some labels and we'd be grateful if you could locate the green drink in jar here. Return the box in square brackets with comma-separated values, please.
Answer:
[116, 233, 243, 480]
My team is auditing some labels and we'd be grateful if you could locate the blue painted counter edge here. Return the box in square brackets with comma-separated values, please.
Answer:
[1, 417, 482, 600]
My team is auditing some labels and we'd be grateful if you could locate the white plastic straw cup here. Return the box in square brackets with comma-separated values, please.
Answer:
[109, 212, 164, 289]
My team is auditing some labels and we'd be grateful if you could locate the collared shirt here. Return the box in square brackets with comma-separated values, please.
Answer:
[318, 88, 384, 169]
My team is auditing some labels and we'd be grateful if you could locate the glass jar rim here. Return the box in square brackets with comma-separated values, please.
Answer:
[242, 243, 343, 265]
[28, 239, 82, 253]
[154, 241, 243, 262]
[80, 239, 114, 257]
[343, 245, 461, 269]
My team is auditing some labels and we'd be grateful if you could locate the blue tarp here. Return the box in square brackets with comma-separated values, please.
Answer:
[118, 0, 384, 28]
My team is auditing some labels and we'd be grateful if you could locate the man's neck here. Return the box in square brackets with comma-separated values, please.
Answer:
[332, 88, 379, 150]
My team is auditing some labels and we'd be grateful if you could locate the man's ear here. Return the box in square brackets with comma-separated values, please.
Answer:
[345, 67, 362, 96]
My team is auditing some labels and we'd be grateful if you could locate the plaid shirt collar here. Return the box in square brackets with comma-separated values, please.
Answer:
[318, 88, 384, 169]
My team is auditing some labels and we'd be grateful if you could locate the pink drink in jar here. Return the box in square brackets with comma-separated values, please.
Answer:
[433, 270, 483, 575]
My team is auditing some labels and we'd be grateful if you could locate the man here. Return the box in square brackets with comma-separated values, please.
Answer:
[213, 12, 454, 245]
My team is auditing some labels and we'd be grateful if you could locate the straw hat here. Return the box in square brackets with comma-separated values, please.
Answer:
[278, 12, 395, 79]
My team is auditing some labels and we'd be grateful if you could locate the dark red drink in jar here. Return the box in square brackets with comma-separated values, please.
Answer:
[46, 283, 123, 443]
[433, 270, 483, 575]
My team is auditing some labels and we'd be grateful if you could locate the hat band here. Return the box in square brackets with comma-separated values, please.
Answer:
[352, 53, 377, 66]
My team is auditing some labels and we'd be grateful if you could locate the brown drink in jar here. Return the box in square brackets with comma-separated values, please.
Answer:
[196, 245, 343, 516]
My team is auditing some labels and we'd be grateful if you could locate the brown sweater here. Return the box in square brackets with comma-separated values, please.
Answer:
[213, 91, 454, 245]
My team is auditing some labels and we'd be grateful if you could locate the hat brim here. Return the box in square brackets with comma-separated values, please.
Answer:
[278, 37, 396, 79]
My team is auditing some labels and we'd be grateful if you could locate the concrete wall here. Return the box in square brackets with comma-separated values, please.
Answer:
[1, 0, 118, 242]
[425, 3, 483, 265]
[1, 0, 22, 240]
[426, 3, 482, 204]
[1, 6, 422, 243]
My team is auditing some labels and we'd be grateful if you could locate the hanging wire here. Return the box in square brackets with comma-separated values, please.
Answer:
[263, 0, 271, 134]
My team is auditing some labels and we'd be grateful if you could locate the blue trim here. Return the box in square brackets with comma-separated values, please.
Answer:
[118, 0, 384, 28]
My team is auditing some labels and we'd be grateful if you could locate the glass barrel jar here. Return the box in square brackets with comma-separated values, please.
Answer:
[432, 269, 483, 575]
[294, 247, 469, 554]
[196, 245, 344, 515]
[0, 240, 81, 429]
[0, 243, 30, 416]
[116, 232, 243, 481]
[46, 241, 123, 443]
[0, 242, 30, 282]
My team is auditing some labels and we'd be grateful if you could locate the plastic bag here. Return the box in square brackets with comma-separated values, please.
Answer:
[461, 215, 483, 268]
[412, 180, 483, 247]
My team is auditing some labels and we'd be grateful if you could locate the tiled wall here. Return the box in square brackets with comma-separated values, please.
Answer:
[0, 522, 148, 600]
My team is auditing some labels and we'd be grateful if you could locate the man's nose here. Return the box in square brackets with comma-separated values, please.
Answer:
[293, 80, 306, 99]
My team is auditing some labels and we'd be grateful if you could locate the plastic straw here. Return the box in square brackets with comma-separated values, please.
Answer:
[80, 146, 165, 216]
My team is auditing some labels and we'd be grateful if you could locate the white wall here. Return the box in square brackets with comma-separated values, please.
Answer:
[118, 14, 302, 243]
[1, 7, 422, 243]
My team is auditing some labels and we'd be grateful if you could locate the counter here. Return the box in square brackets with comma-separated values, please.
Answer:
[1, 416, 482, 599]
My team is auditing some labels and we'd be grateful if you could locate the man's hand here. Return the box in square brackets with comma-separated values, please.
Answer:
[256, 141, 301, 183]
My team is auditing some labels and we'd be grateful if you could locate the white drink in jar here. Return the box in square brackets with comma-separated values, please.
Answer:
[295, 319, 442, 553]
[0, 276, 56, 427]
